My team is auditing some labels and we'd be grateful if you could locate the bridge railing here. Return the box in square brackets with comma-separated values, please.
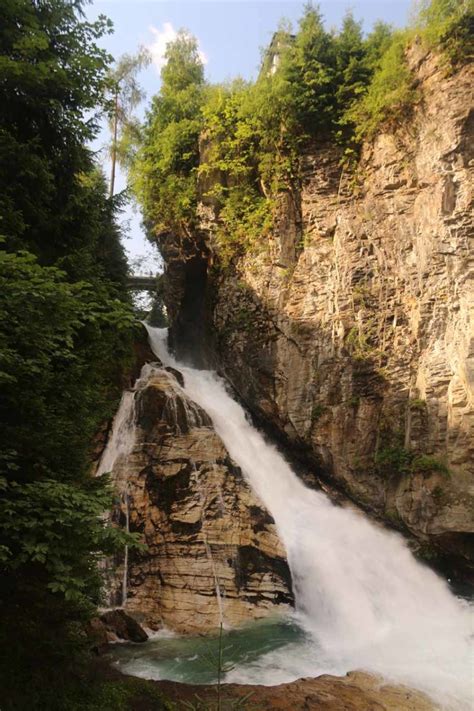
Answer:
[127, 274, 161, 291]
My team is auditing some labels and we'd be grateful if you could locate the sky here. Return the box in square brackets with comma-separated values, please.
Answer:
[86, 0, 413, 272]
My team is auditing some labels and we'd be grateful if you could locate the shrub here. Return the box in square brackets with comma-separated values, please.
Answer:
[345, 32, 417, 140]
[416, 0, 474, 64]
[311, 404, 328, 421]
[411, 455, 450, 475]
[410, 398, 427, 410]
[374, 445, 412, 476]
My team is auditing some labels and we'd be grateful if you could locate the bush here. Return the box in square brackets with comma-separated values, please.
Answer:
[345, 32, 417, 140]
[411, 455, 450, 475]
[311, 404, 328, 421]
[374, 445, 412, 476]
[416, 0, 474, 64]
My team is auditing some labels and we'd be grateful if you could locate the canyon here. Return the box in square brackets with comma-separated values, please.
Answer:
[160, 47, 474, 582]
[96, 44, 473, 711]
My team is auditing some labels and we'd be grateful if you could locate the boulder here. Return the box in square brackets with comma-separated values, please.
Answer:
[100, 609, 148, 643]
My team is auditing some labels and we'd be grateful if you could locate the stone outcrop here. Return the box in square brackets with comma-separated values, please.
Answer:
[163, 50, 474, 580]
[143, 671, 438, 711]
[86, 610, 148, 654]
[103, 363, 293, 633]
[100, 610, 149, 644]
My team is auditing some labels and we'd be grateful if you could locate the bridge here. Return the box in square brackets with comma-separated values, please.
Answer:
[127, 274, 160, 291]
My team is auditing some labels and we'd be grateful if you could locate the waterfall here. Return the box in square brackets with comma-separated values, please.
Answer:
[96, 390, 136, 478]
[146, 325, 473, 711]
[96, 365, 157, 606]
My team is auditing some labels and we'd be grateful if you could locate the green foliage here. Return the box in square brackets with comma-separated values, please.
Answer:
[374, 443, 450, 478]
[107, 47, 151, 193]
[345, 324, 379, 361]
[0, 0, 137, 703]
[345, 31, 417, 140]
[346, 0, 473, 139]
[374, 445, 412, 476]
[0, 475, 142, 705]
[0, 0, 114, 258]
[0, 477, 141, 604]
[215, 189, 273, 265]
[3, 668, 175, 711]
[410, 397, 427, 410]
[311, 404, 328, 421]
[416, 0, 474, 63]
[0, 250, 136, 695]
[131, 30, 205, 236]
[279, 5, 337, 137]
[0, 250, 134, 482]
[411, 454, 450, 475]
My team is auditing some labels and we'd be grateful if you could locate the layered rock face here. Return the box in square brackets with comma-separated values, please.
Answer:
[165, 51, 474, 578]
[103, 362, 293, 634]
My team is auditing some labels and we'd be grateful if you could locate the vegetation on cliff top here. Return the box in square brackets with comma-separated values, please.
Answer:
[131, 0, 473, 265]
[0, 0, 138, 706]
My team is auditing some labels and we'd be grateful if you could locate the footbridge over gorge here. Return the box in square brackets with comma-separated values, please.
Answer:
[127, 274, 161, 292]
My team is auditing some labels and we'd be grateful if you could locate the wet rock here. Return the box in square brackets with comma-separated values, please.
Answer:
[105, 367, 293, 633]
[164, 365, 185, 387]
[100, 609, 148, 643]
[152, 671, 438, 710]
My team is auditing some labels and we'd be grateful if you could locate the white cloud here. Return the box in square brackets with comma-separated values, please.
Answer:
[148, 22, 208, 74]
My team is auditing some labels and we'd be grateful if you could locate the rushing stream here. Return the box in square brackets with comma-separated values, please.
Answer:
[108, 327, 473, 710]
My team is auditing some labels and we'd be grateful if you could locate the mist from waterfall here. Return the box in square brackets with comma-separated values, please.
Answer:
[146, 326, 473, 711]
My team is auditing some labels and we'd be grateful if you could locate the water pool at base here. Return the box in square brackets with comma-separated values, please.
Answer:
[106, 616, 330, 686]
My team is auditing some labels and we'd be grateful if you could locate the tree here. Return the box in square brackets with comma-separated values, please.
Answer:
[280, 3, 337, 137]
[0, 0, 113, 259]
[335, 12, 369, 109]
[415, 0, 474, 62]
[0, 1, 137, 704]
[107, 48, 151, 197]
[364, 20, 394, 71]
[131, 31, 206, 237]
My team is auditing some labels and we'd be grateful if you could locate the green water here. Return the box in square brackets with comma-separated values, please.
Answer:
[108, 617, 307, 685]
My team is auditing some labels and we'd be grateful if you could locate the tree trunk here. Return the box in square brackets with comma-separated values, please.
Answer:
[110, 88, 119, 198]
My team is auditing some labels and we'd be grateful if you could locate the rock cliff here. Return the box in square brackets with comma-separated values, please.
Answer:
[162, 50, 474, 580]
[100, 360, 293, 633]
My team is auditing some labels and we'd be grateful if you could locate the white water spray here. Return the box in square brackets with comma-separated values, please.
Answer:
[96, 390, 136, 478]
[146, 326, 473, 710]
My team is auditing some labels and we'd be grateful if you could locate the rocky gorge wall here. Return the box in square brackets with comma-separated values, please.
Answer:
[164, 49, 474, 581]
[99, 353, 293, 634]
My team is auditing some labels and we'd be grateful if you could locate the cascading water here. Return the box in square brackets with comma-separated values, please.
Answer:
[145, 326, 473, 711]
[96, 364, 159, 607]
[96, 390, 136, 478]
